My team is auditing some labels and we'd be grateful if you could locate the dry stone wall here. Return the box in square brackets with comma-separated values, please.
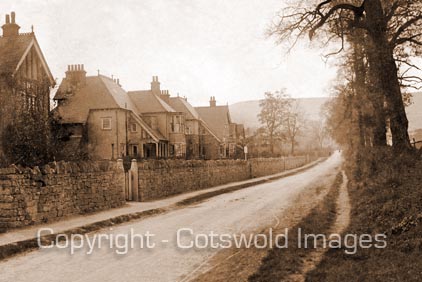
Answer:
[137, 156, 316, 201]
[0, 156, 319, 230]
[0, 161, 125, 230]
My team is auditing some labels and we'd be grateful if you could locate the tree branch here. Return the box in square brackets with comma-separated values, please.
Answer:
[309, 2, 365, 39]
[391, 14, 422, 46]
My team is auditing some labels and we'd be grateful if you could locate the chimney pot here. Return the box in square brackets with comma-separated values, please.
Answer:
[5, 14, 10, 24]
[210, 96, 216, 107]
[11, 12, 15, 24]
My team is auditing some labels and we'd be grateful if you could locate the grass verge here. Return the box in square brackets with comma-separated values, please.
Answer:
[306, 151, 422, 281]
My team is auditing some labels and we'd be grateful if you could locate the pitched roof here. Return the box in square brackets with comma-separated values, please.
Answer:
[195, 105, 232, 140]
[0, 33, 54, 83]
[127, 90, 176, 114]
[54, 75, 127, 124]
[54, 75, 165, 141]
[168, 97, 200, 120]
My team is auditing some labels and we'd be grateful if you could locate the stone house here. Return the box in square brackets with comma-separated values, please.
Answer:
[168, 96, 221, 159]
[54, 69, 244, 160]
[195, 97, 245, 159]
[0, 12, 55, 157]
[128, 77, 187, 158]
[53, 67, 166, 160]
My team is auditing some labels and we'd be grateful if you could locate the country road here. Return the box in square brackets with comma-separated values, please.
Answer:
[0, 152, 342, 282]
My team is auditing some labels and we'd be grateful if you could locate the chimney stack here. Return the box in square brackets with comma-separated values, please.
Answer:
[65, 64, 87, 87]
[210, 96, 216, 107]
[151, 76, 161, 95]
[2, 12, 20, 37]
[160, 89, 170, 104]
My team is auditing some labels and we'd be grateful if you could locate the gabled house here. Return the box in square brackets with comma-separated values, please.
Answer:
[0, 12, 55, 157]
[195, 97, 245, 159]
[168, 96, 221, 159]
[53, 66, 166, 160]
[128, 77, 187, 158]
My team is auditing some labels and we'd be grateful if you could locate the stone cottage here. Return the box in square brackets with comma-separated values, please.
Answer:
[195, 97, 245, 158]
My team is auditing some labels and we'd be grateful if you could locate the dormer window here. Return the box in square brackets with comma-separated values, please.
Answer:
[101, 117, 112, 130]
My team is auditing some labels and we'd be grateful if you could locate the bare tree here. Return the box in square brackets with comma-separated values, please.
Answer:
[269, 0, 422, 150]
[285, 100, 304, 155]
[258, 90, 291, 155]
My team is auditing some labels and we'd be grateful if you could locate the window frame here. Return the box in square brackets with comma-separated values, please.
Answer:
[101, 117, 112, 130]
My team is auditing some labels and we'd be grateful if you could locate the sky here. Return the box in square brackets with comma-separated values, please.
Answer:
[0, 0, 338, 106]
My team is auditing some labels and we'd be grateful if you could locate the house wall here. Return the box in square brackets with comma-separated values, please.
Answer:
[186, 135, 199, 159]
[0, 160, 125, 230]
[87, 109, 133, 159]
[186, 120, 199, 135]
[202, 133, 220, 160]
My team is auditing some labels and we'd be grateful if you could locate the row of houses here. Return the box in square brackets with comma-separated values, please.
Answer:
[0, 12, 245, 161]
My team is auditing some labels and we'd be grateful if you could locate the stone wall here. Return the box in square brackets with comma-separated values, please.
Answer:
[250, 156, 309, 178]
[137, 156, 316, 201]
[0, 161, 125, 230]
[137, 159, 250, 201]
[0, 155, 319, 229]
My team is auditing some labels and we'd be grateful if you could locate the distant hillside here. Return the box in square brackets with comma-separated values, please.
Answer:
[230, 94, 422, 132]
[229, 97, 329, 130]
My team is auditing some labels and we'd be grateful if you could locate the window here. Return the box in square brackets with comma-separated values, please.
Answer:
[186, 126, 193, 135]
[171, 115, 184, 133]
[141, 129, 148, 139]
[131, 123, 137, 132]
[132, 145, 138, 156]
[101, 117, 112, 130]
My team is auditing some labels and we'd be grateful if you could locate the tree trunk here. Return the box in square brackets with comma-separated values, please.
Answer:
[269, 133, 274, 155]
[364, 41, 387, 146]
[291, 139, 295, 155]
[364, 0, 411, 150]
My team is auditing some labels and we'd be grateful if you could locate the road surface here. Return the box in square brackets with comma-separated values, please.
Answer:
[0, 152, 342, 282]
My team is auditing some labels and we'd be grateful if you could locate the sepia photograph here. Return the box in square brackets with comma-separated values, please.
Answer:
[0, 0, 421, 281]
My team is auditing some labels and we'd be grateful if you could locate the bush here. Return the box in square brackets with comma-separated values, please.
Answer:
[1, 111, 52, 167]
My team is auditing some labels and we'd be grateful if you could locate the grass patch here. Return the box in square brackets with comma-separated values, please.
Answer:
[306, 150, 422, 281]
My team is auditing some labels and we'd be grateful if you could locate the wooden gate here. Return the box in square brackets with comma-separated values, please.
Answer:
[123, 158, 139, 201]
